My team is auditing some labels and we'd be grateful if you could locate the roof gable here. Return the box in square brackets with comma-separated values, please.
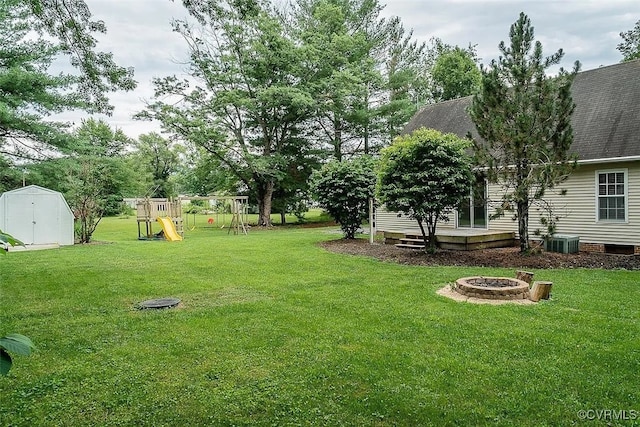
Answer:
[403, 59, 640, 162]
[2, 185, 62, 196]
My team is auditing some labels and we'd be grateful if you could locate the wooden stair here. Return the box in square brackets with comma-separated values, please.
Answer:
[395, 237, 426, 250]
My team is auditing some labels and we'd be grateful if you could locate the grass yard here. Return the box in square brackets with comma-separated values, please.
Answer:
[1, 216, 639, 426]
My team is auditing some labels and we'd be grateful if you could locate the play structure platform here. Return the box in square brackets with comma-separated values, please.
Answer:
[136, 199, 183, 241]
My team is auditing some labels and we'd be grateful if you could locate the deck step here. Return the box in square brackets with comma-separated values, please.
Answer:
[395, 243, 425, 250]
[399, 238, 425, 244]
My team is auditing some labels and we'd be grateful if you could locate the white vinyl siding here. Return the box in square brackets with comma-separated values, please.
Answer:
[376, 208, 455, 233]
[487, 162, 640, 246]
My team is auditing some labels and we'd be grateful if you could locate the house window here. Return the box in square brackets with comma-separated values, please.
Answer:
[596, 170, 627, 221]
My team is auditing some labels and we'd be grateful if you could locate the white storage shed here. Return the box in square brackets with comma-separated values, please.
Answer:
[0, 185, 74, 246]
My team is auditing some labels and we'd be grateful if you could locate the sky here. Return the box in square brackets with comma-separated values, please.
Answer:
[59, 0, 640, 139]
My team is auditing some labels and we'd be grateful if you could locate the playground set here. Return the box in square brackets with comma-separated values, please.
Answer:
[136, 198, 183, 241]
[136, 195, 249, 241]
[182, 195, 249, 234]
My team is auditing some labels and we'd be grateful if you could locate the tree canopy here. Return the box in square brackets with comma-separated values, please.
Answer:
[26, 0, 136, 114]
[0, 0, 82, 159]
[377, 128, 472, 252]
[1, 0, 135, 163]
[618, 19, 640, 62]
[310, 155, 377, 239]
[431, 46, 481, 101]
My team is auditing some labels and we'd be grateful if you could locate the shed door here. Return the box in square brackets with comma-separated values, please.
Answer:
[33, 194, 60, 244]
[5, 193, 60, 244]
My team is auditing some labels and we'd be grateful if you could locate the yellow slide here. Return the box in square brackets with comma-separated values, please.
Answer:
[156, 217, 183, 241]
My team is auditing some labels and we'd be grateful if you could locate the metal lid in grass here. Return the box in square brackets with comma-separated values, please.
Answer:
[137, 298, 181, 310]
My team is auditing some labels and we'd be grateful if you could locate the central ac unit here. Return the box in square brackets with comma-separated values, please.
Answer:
[544, 235, 579, 254]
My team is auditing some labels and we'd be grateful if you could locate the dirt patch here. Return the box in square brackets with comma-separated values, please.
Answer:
[319, 238, 640, 270]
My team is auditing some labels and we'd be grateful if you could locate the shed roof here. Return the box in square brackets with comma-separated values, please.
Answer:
[2, 185, 63, 196]
[403, 59, 640, 162]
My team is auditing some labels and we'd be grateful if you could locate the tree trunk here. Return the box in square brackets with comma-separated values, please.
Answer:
[257, 180, 275, 226]
[416, 219, 429, 250]
[417, 216, 437, 253]
[427, 218, 438, 253]
[517, 200, 529, 252]
[334, 118, 342, 161]
[280, 210, 286, 225]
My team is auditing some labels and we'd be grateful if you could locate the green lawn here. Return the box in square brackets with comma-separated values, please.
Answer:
[1, 217, 639, 426]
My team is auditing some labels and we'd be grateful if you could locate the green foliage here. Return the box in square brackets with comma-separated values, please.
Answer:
[1, 0, 135, 161]
[0, 334, 35, 376]
[618, 19, 640, 62]
[374, 16, 430, 146]
[0, 0, 81, 158]
[64, 119, 137, 242]
[73, 118, 132, 157]
[26, 0, 136, 114]
[0, 157, 22, 193]
[132, 132, 182, 198]
[0, 228, 24, 253]
[431, 46, 481, 101]
[294, 0, 383, 159]
[469, 12, 579, 253]
[377, 128, 473, 252]
[310, 156, 376, 238]
[67, 158, 110, 243]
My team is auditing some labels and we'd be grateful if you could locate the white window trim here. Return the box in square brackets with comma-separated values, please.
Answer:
[595, 168, 628, 223]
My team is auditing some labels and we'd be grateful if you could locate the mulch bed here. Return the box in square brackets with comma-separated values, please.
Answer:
[319, 238, 640, 270]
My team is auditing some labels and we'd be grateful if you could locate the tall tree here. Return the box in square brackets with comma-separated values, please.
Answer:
[377, 128, 472, 252]
[469, 12, 580, 253]
[294, 0, 382, 160]
[175, 147, 241, 197]
[431, 46, 481, 101]
[133, 133, 182, 198]
[74, 118, 131, 157]
[294, 0, 429, 157]
[141, 0, 314, 226]
[373, 16, 429, 147]
[618, 19, 640, 62]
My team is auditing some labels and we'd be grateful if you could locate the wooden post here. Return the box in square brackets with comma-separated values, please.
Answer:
[516, 270, 534, 285]
[369, 198, 376, 245]
[530, 281, 553, 302]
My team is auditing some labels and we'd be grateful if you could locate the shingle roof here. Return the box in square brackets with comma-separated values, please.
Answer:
[402, 59, 640, 162]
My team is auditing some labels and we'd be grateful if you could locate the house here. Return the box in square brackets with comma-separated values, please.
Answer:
[377, 59, 640, 254]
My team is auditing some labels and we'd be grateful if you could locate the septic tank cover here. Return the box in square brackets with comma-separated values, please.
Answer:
[138, 298, 181, 309]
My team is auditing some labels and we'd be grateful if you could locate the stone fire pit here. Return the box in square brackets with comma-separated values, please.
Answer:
[455, 276, 530, 300]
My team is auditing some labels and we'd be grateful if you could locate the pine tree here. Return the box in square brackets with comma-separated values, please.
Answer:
[469, 12, 580, 253]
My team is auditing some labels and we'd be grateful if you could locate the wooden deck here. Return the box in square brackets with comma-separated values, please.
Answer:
[384, 229, 516, 251]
